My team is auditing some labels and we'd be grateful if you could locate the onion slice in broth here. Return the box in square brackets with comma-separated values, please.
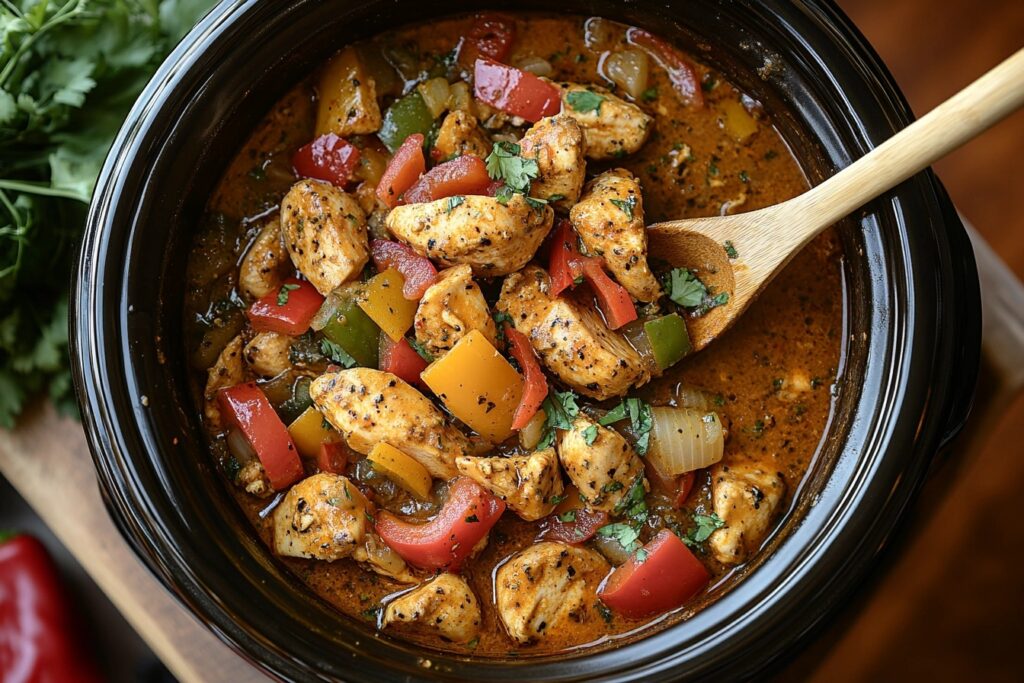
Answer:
[647, 407, 724, 476]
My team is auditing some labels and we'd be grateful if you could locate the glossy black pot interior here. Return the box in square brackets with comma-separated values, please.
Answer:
[72, 0, 980, 680]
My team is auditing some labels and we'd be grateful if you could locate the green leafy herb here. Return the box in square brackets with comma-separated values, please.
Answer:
[597, 522, 642, 552]
[327, 497, 342, 507]
[277, 282, 300, 306]
[548, 493, 566, 505]
[566, 90, 605, 114]
[609, 195, 637, 221]
[557, 509, 577, 523]
[536, 389, 581, 449]
[738, 170, 750, 183]
[664, 268, 708, 308]
[466, 637, 480, 650]
[641, 87, 658, 102]
[681, 512, 725, 546]
[524, 196, 548, 210]
[723, 241, 738, 259]
[596, 601, 614, 624]
[602, 480, 624, 493]
[634, 548, 649, 563]
[547, 193, 566, 202]
[361, 606, 380, 620]
[485, 141, 538, 195]
[599, 398, 653, 455]
[223, 455, 241, 481]
[444, 195, 465, 214]
[320, 339, 358, 368]
[613, 475, 648, 521]
[582, 424, 599, 445]
[406, 336, 434, 362]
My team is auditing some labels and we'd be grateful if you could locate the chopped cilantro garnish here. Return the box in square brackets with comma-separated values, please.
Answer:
[724, 241, 738, 259]
[320, 339, 358, 368]
[566, 90, 605, 114]
[445, 195, 466, 214]
[599, 398, 653, 455]
[406, 336, 435, 363]
[681, 512, 725, 546]
[582, 424, 599, 445]
[548, 493, 566, 505]
[485, 141, 539, 195]
[602, 480, 624, 493]
[634, 548, 649, 563]
[557, 509, 577, 523]
[664, 268, 708, 308]
[597, 522, 642, 552]
[547, 193, 566, 202]
[597, 601, 614, 623]
[641, 87, 658, 102]
[537, 389, 581, 449]
[738, 170, 750, 183]
[276, 283, 300, 306]
[609, 195, 638, 221]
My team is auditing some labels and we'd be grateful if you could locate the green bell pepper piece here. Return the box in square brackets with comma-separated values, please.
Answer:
[278, 376, 313, 424]
[321, 287, 380, 368]
[643, 314, 691, 370]
[378, 90, 436, 152]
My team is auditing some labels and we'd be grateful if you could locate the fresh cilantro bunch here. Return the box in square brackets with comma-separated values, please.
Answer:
[0, 0, 216, 427]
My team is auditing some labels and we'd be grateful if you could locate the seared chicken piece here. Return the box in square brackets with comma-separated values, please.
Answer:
[236, 460, 273, 499]
[554, 82, 653, 159]
[520, 115, 586, 211]
[281, 179, 369, 295]
[382, 573, 482, 644]
[353, 532, 417, 584]
[310, 368, 471, 479]
[455, 448, 563, 522]
[385, 194, 553, 277]
[570, 169, 661, 302]
[432, 110, 492, 161]
[708, 461, 786, 565]
[414, 264, 497, 358]
[557, 415, 647, 511]
[239, 217, 290, 300]
[273, 473, 368, 562]
[203, 335, 245, 431]
[495, 542, 608, 644]
[497, 266, 649, 400]
[243, 332, 294, 379]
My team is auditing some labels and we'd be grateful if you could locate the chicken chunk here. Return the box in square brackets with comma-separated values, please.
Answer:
[557, 415, 647, 511]
[239, 218, 290, 300]
[310, 368, 471, 479]
[243, 331, 294, 379]
[414, 264, 497, 357]
[554, 82, 653, 159]
[203, 335, 245, 431]
[385, 194, 553, 277]
[495, 542, 608, 644]
[455, 448, 563, 522]
[519, 115, 586, 211]
[236, 460, 273, 499]
[432, 110, 492, 161]
[708, 461, 786, 565]
[273, 473, 368, 562]
[281, 179, 369, 295]
[382, 573, 481, 644]
[497, 266, 649, 400]
[570, 169, 661, 302]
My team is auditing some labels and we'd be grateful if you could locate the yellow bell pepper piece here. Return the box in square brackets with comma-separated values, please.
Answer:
[358, 268, 418, 342]
[287, 406, 339, 459]
[420, 329, 523, 443]
[315, 46, 382, 137]
[368, 442, 432, 500]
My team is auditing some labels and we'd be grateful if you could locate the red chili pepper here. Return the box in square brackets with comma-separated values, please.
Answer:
[218, 383, 304, 490]
[0, 534, 104, 683]
[292, 133, 362, 187]
[503, 324, 547, 430]
[625, 28, 703, 107]
[402, 155, 492, 204]
[370, 239, 438, 300]
[376, 133, 426, 209]
[473, 57, 562, 123]
[379, 335, 429, 386]
[459, 13, 516, 64]
[246, 277, 325, 336]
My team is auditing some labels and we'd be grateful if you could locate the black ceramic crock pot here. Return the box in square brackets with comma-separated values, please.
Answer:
[71, 0, 981, 680]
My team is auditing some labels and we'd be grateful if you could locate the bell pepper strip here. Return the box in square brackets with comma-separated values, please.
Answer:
[287, 405, 340, 459]
[569, 255, 638, 330]
[368, 442, 433, 500]
[0, 534, 104, 683]
[625, 27, 703, 107]
[379, 335, 429, 386]
[320, 286, 380, 368]
[370, 239, 438, 299]
[218, 383, 304, 490]
[420, 329, 523, 443]
[317, 441, 355, 474]
[401, 154, 492, 204]
[599, 529, 710, 619]
[378, 91, 436, 153]
[473, 57, 561, 123]
[292, 133, 361, 188]
[246, 278, 325, 336]
[458, 13, 516, 65]
[643, 313, 692, 369]
[543, 508, 609, 545]
[645, 459, 697, 508]
[314, 46, 382, 137]
[548, 218, 580, 296]
[376, 133, 426, 208]
[503, 324, 547, 430]
[375, 477, 505, 570]
[357, 268, 418, 341]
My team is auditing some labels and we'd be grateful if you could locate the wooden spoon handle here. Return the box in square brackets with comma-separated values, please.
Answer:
[793, 47, 1024, 233]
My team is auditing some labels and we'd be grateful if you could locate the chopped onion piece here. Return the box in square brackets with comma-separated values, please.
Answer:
[519, 408, 547, 450]
[647, 407, 724, 476]
[602, 49, 649, 100]
[226, 428, 257, 465]
[416, 77, 451, 119]
[446, 81, 472, 112]
[514, 55, 553, 77]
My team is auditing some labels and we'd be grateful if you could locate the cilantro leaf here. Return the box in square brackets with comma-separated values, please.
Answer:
[320, 339, 358, 368]
[724, 240, 738, 258]
[566, 90, 605, 114]
[598, 398, 653, 455]
[664, 268, 708, 308]
[609, 195, 637, 221]
[445, 195, 465, 214]
[406, 336, 434, 362]
[557, 509, 577, 523]
[681, 512, 726, 547]
[485, 141, 538, 195]
[536, 389, 580, 449]
[582, 424, 599, 445]
[596, 522, 642, 552]
[277, 283, 299, 306]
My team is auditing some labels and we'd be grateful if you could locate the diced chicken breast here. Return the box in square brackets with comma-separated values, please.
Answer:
[455, 448, 563, 522]
[243, 331, 294, 379]
[414, 264, 497, 358]
[239, 218, 290, 300]
[520, 115, 586, 211]
[309, 368, 471, 479]
[203, 335, 245, 431]
[553, 82, 653, 159]
[708, 461, 786, 565]
[495, 541, 608, 644]
[281, 179, 369, 295]
[273, 473, 368, 562]
[497, 266, 649, 400]
[432, 110, 492, 161]
[570, 169, 661, 302]
[557, 415, 647, 511]
[237, 460, 273, 499]
[385, 194, 554, 277]
[382, 573, 482, 644]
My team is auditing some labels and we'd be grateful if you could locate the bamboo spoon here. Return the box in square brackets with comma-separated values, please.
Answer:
[648, 47, 1024, 352]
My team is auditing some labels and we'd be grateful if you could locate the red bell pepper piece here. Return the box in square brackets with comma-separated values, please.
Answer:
[217, 383, 304, 490]
[542, 508, 609, 545]
[246, 277, 325, 336]
[292, 133, 361, 187]
[645, 459, 697, 508]
[458, 13, 516, 64]
[0, 534, 103, 683]
[548, 218, 580, 296]
[402, 155, 492, 204]
[503, 324, 547, 430]
[376, 133, 426, 208]
[599, 529, 710, 619]
[375, 477, 505, 570]
[370, 239, 438, 300]
[569, 255, 638, 330]
[473, 57, 561, 123]
[317, 441, 355, 475]
[625, 28, 703, 107]
[379, 335, 429, 386]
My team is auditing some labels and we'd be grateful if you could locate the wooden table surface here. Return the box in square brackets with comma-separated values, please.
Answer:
[1, 1, 1022, 681]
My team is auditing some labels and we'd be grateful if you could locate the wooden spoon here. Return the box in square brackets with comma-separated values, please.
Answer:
[648, 47, 1024, 352]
